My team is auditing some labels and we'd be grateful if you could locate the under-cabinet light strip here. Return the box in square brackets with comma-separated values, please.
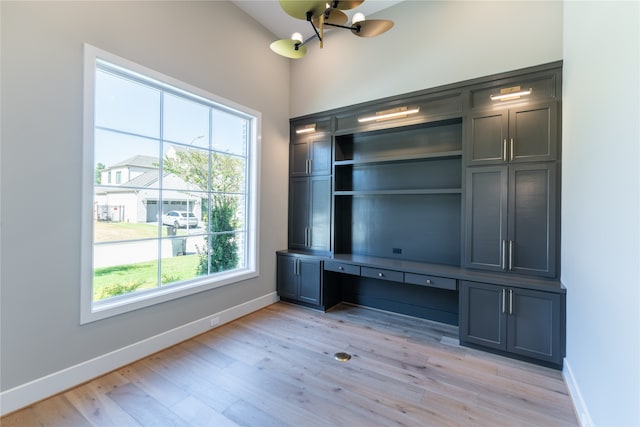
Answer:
[358, 108, 420, 123]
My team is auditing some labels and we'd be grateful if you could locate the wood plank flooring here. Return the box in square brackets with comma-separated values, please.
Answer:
[1, 302, 578, 426]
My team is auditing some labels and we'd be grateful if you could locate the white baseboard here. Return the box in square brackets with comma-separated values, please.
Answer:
[563, 358, 594, 427]
[0, 292, 279, 417]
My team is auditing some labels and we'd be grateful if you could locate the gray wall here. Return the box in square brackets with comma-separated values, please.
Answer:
[290, 1, 563, 117]
[562, 2, 640, 425]
[0, 1, 290, 391]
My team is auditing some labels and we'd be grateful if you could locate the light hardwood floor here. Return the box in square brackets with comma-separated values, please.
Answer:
[1, 302, 578, 426]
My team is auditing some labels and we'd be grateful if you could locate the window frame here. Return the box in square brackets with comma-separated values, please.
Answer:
[81, 44, 261, 324]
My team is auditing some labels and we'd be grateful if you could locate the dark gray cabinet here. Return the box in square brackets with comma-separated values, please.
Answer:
[459, 280, 564, 366]
[467, 102, 558, 165]
[465, 163, 557, 277]
[277, 253, 322, 306]
[288, 118, 332, 253]
[290, 119, 331, 177]
[289, 176, 331, 252]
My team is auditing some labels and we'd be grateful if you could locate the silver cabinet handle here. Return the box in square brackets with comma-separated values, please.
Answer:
[426, 279, 432, 285]
[510, 138, 514, 161]
[502, 289, 506, 313]
[509, 289, 514, 315]
[508, 240, 513, 271]
[338, 266, 344, 271]
[503, 139, 508, 162]
[378, 272, 384, 277]
[502, 240, 507, 270]
[308, 159, 312, 175]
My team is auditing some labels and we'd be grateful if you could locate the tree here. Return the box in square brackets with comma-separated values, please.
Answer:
[163, 148, 243, 274]
[95, 162, 105, 184]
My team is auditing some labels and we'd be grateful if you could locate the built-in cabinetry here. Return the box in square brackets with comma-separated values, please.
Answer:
[288, 119, 332, 253]
[276, 252, 323, 306]
[277, 62, 565, 368]
[459, 280, 564, 366]
[334, 115, 463, 265]
[464, 163, 557, 277]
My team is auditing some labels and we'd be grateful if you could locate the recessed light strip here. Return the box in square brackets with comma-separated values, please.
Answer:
[358, 107, 420, 123]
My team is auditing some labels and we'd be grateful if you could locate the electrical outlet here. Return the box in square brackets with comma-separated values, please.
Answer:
[209, 317, 220, 327]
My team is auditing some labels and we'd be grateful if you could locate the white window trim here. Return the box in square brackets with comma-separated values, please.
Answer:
[81, 44, 261, 324]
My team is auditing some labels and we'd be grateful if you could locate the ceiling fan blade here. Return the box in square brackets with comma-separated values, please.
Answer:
[331, 0, 365, 10]
[279, 0, 327, 20]
[270, 39, 307, 59]
[313, 9, 348, 26]
[351, 19, 394, 37]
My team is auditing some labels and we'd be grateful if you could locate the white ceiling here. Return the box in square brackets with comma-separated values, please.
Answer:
[231, 0, 404, 41]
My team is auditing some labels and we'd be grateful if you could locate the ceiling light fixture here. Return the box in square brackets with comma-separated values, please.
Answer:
[270, 0, 394, 59]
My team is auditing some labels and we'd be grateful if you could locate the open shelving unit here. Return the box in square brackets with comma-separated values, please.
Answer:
[333, 117, 463, 266]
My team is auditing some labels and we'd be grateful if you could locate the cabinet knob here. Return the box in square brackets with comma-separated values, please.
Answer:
[426, 279, 432, 285]
[378, 272, 384, 277]
[338, 266, 344, 270]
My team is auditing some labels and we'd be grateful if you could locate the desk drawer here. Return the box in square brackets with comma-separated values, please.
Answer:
[361, 267, 404, 283]
[325, 261, 361, 276]
[404, 273, 457, 290]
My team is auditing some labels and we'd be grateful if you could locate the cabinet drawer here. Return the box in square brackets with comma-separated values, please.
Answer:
[324, 261, 360, 276]
[404, 273, 457, 290]
[361, 267, 404, 283]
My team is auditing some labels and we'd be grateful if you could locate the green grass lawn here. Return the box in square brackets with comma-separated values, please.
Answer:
[94, 254, 200, 301]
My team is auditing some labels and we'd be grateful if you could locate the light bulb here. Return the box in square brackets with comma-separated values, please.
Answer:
[352, 12, 365, 24]
[291, 32, 303, 43]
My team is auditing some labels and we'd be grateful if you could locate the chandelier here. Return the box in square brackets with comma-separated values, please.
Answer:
[270, 0, 394, 59]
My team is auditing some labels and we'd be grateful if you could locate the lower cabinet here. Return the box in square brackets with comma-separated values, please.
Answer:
[277, 253, 322, 306]
[459, 280, 564, 366]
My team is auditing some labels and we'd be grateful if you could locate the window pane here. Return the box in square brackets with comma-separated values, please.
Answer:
[163, 93, 210, 148]
[95, 128, 160, 188]
[95, 70, 160, 138]
[93, 240, 160, 301]
[210, 153, 243, 193]
[162, 144, 209, 191]
[200, 231, 242, 274]
[212, 109, 247, 156]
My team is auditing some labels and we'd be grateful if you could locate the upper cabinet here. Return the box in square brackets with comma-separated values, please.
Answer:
[466, 67, 561, 166]
[290, 119, 332, 177]
[467, 102, 559, 165]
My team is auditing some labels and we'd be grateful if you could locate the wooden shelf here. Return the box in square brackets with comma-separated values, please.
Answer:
[334, 189, 462, 196]
[334, 150, 462, 166]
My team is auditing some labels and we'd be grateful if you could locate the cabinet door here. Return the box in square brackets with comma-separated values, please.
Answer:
[309, 138, 332, 176]
[467, 109, 508, 165]
[459, 281, 507, 351]
[290, 141, 310, 177]
[288, 178, 310, 250]
[509, 102, 558, 163]
[507, 287, 562, 364]
[276, 254, 298, 299]
[508, 163, 557, 277]
[308, 176, 331, 252]
[298, 258, 322, 305]
[464, 166, 508, 271]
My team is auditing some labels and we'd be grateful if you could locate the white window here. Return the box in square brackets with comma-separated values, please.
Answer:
[81, 44, 260, 323]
